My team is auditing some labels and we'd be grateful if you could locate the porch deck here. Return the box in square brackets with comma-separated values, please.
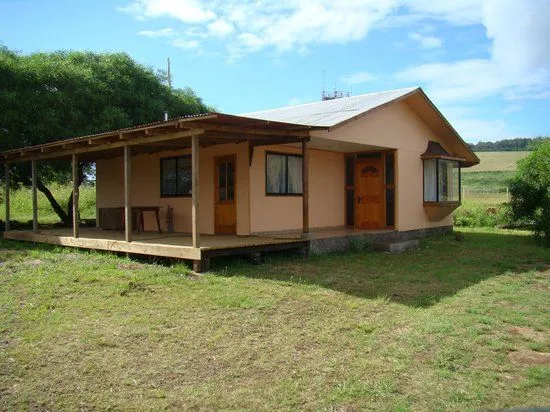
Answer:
[2, 228, 308, 263]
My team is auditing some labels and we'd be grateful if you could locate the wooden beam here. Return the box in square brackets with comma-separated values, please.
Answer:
[181, 122, 310, 137]
[31, 159, 38, 233]
[5, 129, 205, 162]
[4, 162, 10, 232]
[191, 135, 200, 248]
[302, 139, 309, 236]
[124, 145, 132, 242]
[72, 153, 79, 238]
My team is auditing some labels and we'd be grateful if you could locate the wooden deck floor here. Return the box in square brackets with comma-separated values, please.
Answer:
[3, 228, 308, 261]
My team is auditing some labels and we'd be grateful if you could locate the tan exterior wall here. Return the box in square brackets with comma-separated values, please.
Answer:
[248, 146, 345, 233]
[96, 142, 250, 235]
[311, 100, 453, 231]
[96, 100, 454, 236]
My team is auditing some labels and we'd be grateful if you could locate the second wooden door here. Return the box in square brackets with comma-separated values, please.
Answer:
[215, 155, 237, 234]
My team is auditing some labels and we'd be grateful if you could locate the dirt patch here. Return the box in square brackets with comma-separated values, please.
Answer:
[26, 259, 43, 266]
[508, 350, 550, 366]
[117, 262, 144, 271]
[509, 327, 548, 343]
[119, 281, 154, 296]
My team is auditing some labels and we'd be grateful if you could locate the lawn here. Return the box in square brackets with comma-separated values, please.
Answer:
[1, 228, 549, 410]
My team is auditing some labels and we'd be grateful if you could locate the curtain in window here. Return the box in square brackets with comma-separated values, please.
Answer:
[162, 159, 177, 196]
[177, 157, 192, 195]
[266, 154, 286, 194]
[287, 156, 303, 194]
[423, 159, 437, 201]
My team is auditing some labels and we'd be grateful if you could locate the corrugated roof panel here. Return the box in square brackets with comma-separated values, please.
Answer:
[241, 87, 418, 127]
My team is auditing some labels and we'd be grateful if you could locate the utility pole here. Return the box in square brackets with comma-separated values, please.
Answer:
[167, 57, 172, 90]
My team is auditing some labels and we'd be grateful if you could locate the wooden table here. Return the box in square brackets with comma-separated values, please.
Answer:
[121, 206, 162, 233]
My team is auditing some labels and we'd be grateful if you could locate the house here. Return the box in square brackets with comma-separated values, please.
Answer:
[1, 87, 479, 271]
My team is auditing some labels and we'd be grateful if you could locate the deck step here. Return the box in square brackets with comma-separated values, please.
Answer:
[372, 239, 419, 253]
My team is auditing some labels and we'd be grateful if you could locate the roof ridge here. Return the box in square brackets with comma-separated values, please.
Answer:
[241, 86, 419, 116]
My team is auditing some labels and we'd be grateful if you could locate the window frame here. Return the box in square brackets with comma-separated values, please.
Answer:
[423, 157, 462, 204]
[265, 151, 303, 196]
[160, 155, 192, 198]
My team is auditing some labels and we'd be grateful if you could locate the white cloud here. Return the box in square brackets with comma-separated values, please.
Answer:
[207, 19, 234, 37]
[171, 38, 200, 50]
[408, 32, 442, 49]
[340, 71, 377, 85]
[137, 27, 176, 38]
[119, 0, 216, 23]
[396, 1, 550, 103]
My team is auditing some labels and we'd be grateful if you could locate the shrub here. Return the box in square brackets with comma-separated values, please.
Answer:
[507, 139, 550, 244]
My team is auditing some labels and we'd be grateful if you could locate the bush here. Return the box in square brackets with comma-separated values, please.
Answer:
[454, 202, 510, 228]
[507, 139, 550, 244]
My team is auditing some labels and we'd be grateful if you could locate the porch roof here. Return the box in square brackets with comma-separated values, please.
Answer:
[0, 112, 327, 163]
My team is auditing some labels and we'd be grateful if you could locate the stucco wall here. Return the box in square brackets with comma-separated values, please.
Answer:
[248, 145, 345, 234]
[96, 100, 455, 235]
[96, 142, 250, 235]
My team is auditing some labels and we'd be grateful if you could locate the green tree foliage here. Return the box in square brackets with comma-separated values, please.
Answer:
[508, 139, 550, 244]
[468, 137, 547, 152]
[0, 46, 210, 224]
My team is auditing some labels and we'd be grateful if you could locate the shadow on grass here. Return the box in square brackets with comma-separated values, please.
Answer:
[1, 230, 548, 308]
[209, 231, 550, 308]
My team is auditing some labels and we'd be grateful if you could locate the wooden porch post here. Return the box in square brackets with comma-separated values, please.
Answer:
[191, 134, 200, 248]
[4, 162, 10, 232]
[72, 153, 79, 238]
[31, 159, 38, 233]
[124, 145, 132, 243]
[302, 138, 309, 236]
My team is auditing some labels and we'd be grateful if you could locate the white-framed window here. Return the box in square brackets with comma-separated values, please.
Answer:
[265, 152, 303, 195]
[423, 158, 461, 202]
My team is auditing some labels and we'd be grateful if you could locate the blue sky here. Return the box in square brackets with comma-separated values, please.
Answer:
[1, 0, 549, 142]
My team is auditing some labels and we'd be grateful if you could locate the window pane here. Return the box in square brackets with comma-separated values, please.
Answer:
[161, 159, 177, 196]
[438, 160, 460, 201]
[346, 189, 354, 226]
[385, 152, 394, 185]
[287, 155, 303, 194]
[386, 187, 395, 226]
[345, 156, 354, 186]
[423, 159, 437, 201]
[177, 157, 192, 195]
[266, 154, 286, 194]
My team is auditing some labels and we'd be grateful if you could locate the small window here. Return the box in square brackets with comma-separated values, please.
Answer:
[161, 156, 192, 197]
[424, 158, 460, 202]
[266, 152, 303, 195]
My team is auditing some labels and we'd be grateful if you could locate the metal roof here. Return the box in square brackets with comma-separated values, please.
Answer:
[241, 87, 418, 127]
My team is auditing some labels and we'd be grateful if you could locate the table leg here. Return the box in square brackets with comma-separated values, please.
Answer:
[155, 210, 162, 233]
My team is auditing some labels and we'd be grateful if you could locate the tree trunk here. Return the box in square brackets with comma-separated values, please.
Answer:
[36, 179, 70, 224]
[66, 163, 85, 224]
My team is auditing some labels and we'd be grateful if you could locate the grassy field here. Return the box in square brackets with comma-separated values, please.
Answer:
[1, 228, 549, 410]
[463, 151, 529, 173]
[0, 183, 96, 225]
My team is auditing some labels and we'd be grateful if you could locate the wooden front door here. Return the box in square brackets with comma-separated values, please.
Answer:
[215, 155, 237, 234]
[355, 158, 384, 229]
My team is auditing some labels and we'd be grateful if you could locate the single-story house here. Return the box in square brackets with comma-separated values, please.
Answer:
[1, 87, 479, 271]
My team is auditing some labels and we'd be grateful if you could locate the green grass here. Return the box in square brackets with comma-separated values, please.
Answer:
[0, 183, 96, 224]
[464, 151, 529, 173]
[1, 228, 549, 410]
[462, 171, 515, 190]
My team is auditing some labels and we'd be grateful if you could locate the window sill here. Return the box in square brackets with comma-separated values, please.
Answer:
[423, 201, 461, 207]
[423, 201, 461, 221]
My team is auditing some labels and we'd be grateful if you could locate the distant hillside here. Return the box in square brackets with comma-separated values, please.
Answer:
[467, 137, 547, 152]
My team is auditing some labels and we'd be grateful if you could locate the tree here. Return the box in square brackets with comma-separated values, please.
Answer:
[0, 46, 211, 224]
[508, 139, 550, 244]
